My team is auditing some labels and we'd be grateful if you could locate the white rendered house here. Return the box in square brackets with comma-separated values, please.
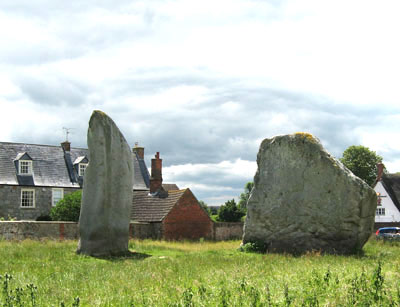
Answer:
[374, 179, 400, 222]
[373, 164, 400, 223]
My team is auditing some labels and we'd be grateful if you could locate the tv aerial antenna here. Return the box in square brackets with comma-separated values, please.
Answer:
[62, 127, 74, 142]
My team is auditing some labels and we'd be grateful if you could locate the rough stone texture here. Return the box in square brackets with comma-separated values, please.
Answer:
[77, 111, 133, 256]
[213, 222, 244, 240]
[0, 186, 79, 220]
[0, 221, 78, 240]
[242, 133, 377, 254]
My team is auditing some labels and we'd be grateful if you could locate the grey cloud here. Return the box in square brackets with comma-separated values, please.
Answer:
[17, 75, 92, 106]
[0, 1, 158, 66]
[94, 67, 390, 168]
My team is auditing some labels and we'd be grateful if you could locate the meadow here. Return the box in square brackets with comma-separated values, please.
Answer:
[1, 238, 400, 306]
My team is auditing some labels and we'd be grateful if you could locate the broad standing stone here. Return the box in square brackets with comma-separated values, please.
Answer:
[77, 110, 133, 256]
[242, 133, 377, 254]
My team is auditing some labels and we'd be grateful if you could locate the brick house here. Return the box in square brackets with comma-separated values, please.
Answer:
[131, 152, 213, 240]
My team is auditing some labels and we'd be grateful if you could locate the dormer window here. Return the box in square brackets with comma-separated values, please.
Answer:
[73, 156, 88, 178]
[19, 160, 33, 175]
[79, 163, 88, 177]
[15, 152, 33, 176]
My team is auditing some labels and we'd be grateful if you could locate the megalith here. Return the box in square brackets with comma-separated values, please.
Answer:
[77, 110, 133, 256]
[242, 133, 377, 254]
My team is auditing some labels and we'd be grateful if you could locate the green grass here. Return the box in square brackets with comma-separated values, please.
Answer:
[1, 238, 400, 306]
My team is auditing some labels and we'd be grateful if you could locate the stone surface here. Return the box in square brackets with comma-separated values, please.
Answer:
[242, 133, 377, 254]
[77, 110, 133, 256]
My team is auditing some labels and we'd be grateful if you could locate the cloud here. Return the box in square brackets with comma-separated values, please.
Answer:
[162, 158, 257, 205]
[1, 0, 400, 206]
[16, 75, 92, 106]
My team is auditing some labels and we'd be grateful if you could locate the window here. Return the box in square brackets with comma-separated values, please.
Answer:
[376, 208, 386, 216]
[19, 160, 32, 175]
[21, 189, 35, 208]
[52, 188, 64, 207]
[79, 163, 88, 177]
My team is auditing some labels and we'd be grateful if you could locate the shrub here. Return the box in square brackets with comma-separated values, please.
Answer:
[216, 199, 245, 222]
[50, 190, 82, 222]
[36, 215, 52, 221]
[238, 241, 268, 253]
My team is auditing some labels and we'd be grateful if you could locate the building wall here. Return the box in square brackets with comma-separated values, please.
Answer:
[0, 185, 80, 220]
[0, 221, 245, 241]
[162, 189, 213, 240]
[129, 222, 163, 240]
[374, 182, 400, 222]
[213, 222, 244, 240]
[0, 221, 78, 240]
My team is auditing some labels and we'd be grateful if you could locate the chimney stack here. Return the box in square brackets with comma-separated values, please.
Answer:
[61, 141, 71, 152]
[376, 163, 385, 182]
[132, 142, 144, 159]
[150, 152, 162, 193]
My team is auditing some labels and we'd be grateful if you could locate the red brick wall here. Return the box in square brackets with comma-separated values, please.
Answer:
[163, 189, 213, 240]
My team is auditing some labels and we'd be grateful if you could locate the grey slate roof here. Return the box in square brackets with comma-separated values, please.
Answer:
[133, 152, 150, 190]
[131, 189, 186, 222]
[380, 174, 400, 213]
[0, 141, 150, 190]
[0, 142, 87, 187]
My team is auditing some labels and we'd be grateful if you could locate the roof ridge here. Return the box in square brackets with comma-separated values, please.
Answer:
[0, 141, 87, 150]
[168, 189, 187, 193]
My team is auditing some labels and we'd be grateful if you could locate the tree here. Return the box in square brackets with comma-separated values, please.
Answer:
[217, 199, 245, 222]
[340, 145, 383, 186]
[50, 190, 82, 222]
[238, 181, 254, 212]
[198, 200, 211, 216]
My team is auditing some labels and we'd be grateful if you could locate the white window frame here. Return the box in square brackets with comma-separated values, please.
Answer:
[20, 189, 35, 208]
[19, 160, 33, 175]
[376, 208, 386, 216]
[52, 188, 64, 207]
[79, 163, 88, 177]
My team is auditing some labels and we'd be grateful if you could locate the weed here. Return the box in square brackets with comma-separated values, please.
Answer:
[182, 287, 194, 307]
[239, 241, 268, 253]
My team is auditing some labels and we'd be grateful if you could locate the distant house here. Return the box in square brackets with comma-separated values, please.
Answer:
[0, 141, 87, 220]
[374, 163, 400, 226]
[0, 141, 149, 220]
[131, 152, 213, 240]
[0, 141, 213, 240]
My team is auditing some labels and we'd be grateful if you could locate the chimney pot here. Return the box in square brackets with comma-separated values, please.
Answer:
[132, 143, 144, 159]
[150, 152, 163, 193]
[61, 141, 71, 152]
[376, 163, 384, 182]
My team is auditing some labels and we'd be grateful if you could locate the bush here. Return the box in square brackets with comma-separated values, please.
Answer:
[36, 215, 52, 221]
[239, 241, 268, 253]
[50, 190, 82, 222]
[216, 199, 245, 222]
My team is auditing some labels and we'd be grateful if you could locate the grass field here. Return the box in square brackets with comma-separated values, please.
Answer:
[1, 238, 400, 306]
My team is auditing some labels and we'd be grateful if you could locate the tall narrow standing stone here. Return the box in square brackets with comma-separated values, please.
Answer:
[77, 110, 133, 256]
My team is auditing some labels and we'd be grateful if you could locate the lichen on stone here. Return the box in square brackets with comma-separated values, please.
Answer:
[294, 132, 317, 143]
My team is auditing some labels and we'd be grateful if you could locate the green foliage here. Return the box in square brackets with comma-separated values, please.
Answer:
[238, 181, 254, 212]
[0, 215, 16, 221]
[340, 145, 383, 186]
[238, 241, 268, 253]
[198, 200, 211, 216]
[35, 214, 52, 221]
[216, 199, 245, 222]
[50, 190, 82, 222]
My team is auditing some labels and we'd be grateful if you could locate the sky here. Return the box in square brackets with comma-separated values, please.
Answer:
[1, 0, 400, 206]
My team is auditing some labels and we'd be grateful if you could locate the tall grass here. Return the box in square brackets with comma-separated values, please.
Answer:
[1, 238, 400, 305]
